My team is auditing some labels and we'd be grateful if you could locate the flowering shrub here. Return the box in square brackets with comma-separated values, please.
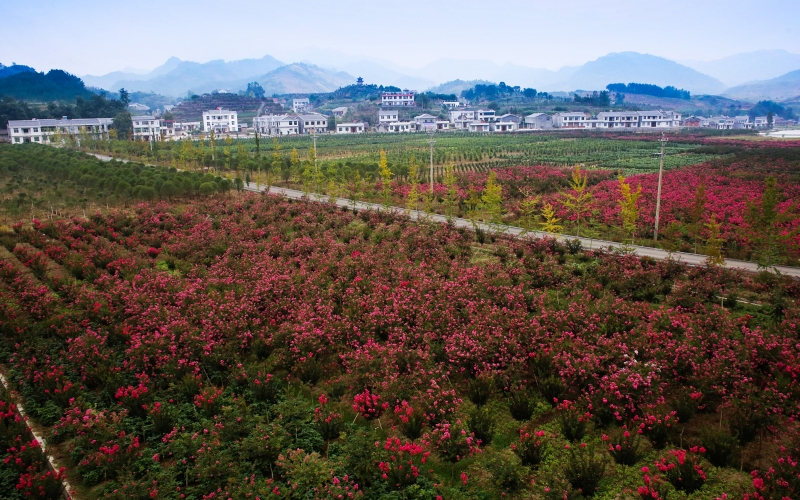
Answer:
[511, 429, 549, 467]
[1, 189, 799, 497]
[638, 466, 669, 500]
[352, 389, 388, 420]
[603, 426, 645, 465]
[429, 421, 481, 462]
[16, 468, 67, 499]
[376, 437, 431, 489]
[655, 447, 707, 493]
[314, 394, 343, 440]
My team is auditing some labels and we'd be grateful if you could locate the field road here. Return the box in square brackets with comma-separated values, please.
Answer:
[90, 153, 800, 278]
[246, 182, 800, 278]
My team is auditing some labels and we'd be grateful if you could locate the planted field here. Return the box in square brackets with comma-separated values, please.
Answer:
[75, 131, 720, 177]
[0, 190, 799, 498]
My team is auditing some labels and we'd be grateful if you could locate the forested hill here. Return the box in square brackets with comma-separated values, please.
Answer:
[0, 63, 35, 79]
[0, 69, 95, 101]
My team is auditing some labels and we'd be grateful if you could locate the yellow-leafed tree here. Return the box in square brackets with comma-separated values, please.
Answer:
[617, 175, 642, 239]
[703, 214, 725, 266]
[378, 149, 393, 206]
[560, 165, 593, 235]
[540, 202, 563, 233]
[480, 170, 503, 222]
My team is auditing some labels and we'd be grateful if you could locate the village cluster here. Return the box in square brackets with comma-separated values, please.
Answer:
[6, 88, 784, 144]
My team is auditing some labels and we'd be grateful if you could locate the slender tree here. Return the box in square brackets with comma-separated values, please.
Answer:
[703, 215, 725, 266]
[480, 170, 503, 222]
[378, 149, 393, 206]
[405, 156, 419, 214]
[540, 203, 563, 233]
[560, 165, 593, 236]
[617, 175, 642, 240]
[443, 163, 459, 218]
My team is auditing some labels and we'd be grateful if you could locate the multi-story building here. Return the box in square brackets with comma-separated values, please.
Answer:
[252, 115, 300, 136]
[131, 116, 161, 141]
[596, 111, 641, 129]
[413, 113, 437, 130]
[733, 116, 752, 129]
[202, 109, 238, 134]
[753, 116, 769, 128]
[382, 91, 415, 107]
[524, 113, 553, 130]
[298, 113, 328, 134]
[293, 98, 311, 113]
[449, 109, 475, 123]
[706, 116, 734, 129]
[637, 111, 681, 128]
[475, 109, 496, 122]
[336, 123, 366, 134]
[331, 107, 348, 117]
[8, 117, 113, 144]
[553, 112, 588, 128]
[378, 109, 400, 124]
[160, 120, 175, 140]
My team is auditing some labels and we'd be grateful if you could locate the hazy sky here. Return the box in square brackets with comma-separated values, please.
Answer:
[2, 0, 799, 75]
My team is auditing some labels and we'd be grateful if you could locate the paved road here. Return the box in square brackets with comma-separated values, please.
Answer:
[246, 182, 800, 278]
[91, 153, 799, 277]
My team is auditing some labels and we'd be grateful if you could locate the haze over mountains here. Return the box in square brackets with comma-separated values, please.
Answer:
[65, 49, 800, 102]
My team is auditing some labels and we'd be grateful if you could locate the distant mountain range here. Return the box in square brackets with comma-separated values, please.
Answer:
[85, 55, 284, 96]
[3, 49, 798, 104]
[77, 51, 747, 99]
[683, 50, 800, 87]
[724, 69, 800, 101]
[427, 80, 495, 95]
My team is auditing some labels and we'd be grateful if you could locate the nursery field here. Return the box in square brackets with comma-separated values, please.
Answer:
[75, 131, 720, 177]
[0, 172, 800, 499]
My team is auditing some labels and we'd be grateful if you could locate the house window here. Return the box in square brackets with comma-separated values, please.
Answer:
[13, 128, 18, 133]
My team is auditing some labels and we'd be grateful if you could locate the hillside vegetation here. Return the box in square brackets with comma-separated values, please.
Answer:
[0, 70, 95, 102]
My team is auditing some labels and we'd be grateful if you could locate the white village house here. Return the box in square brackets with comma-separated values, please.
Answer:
[202, 109, 238, 134]
[8, 117, 113, 144]
[331, 107, 348, 117]
[292, 98, 311, 113]
[337, 123, 366, 134]
[298, 113, 328, 134]
[382, 91, 415, 107]
[378, 109, 400, 124]
[132, 116, 161, 141]
[252, 115, 300, 136]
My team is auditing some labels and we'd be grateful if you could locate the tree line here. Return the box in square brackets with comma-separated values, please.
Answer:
[606, 83, 691, 100]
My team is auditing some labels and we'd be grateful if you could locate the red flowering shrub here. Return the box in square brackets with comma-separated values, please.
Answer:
[511, 429, 549, 467]
[655, 447, 707, 493]
[376, 437, 431, 489]
[16, 468, 66, 499]
[352, 389, 388, 420]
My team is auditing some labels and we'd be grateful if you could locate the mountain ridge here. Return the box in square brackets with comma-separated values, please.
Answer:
[724, 69, 800, 102]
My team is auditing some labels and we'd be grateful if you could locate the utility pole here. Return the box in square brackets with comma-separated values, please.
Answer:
[653, 132, 668, 241]
[428, 128, 435, 194]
